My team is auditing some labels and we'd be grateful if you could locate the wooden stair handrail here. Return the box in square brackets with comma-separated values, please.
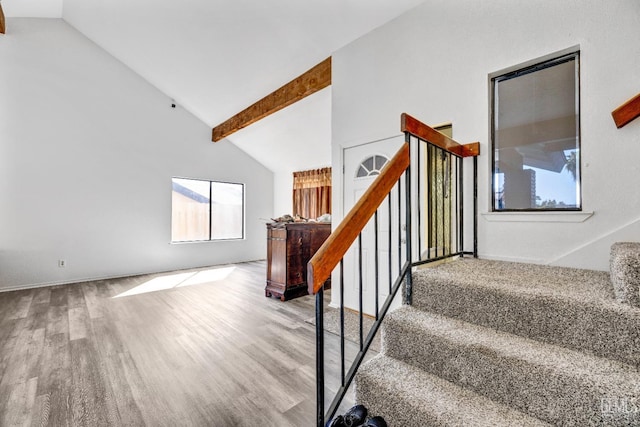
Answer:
[308, 143, 410, 295]
[612, 93, 640, 129]
[401, 113, 480, 157]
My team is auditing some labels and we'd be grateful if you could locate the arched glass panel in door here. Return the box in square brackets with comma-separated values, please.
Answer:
[356, 155, 389, 178]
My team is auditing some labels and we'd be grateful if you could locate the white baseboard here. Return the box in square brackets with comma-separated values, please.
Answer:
[477, 253, 546, 265]
[0, 259, 266, 293]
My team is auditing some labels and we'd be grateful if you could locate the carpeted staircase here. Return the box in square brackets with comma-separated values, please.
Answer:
[355, 244, 640, 426]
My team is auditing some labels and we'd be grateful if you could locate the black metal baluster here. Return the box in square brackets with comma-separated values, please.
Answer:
[474, 155, 478, 258]
[397, 179, 402, 275]
[388, 194, 392, 294]
[440, 149, 445, 259]
[427, 144, 433, 259]
[374, 210, 379, 319]
[458, 156, 464, 256]
[431, 147, 440, 258]
[416, 137, 422, 260]
[339, 259, 345, 386]
[448, 152, 452, 257]
[316, 289, 324, 427]
[358, 233, 364, 352]
[405, 164, 413, 304]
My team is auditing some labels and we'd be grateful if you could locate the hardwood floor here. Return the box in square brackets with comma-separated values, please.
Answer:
[0, 261, 360, 426]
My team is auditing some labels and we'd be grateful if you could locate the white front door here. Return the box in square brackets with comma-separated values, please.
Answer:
[342, 136, 404, 316]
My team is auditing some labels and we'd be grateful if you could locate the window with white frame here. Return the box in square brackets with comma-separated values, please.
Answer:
[491, 51, 580, 211]
[171, 178, 244, 242]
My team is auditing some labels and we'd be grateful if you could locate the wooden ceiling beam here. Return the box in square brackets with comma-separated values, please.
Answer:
[0, 3, 6, 35]
[212, 57, 331, 142]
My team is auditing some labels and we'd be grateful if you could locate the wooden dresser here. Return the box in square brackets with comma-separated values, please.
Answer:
[265, 222, 331, 301]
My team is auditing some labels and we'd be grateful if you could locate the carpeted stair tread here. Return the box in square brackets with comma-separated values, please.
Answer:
[412, 258, 640, 367]
[355, 354, 551, 427]
[383, 306, 640, 425]
[416, 258, 614, 302]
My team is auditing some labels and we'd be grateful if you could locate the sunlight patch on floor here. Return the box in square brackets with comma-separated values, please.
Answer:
[113, 266, 236, 298]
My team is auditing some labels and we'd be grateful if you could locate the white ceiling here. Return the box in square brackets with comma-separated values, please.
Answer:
[2, 0, 425, 173]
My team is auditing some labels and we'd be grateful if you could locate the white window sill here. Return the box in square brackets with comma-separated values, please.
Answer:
[169, 238, 245, 244]
[481, 211, 594, 223]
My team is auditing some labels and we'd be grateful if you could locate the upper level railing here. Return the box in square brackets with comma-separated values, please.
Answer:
[402, 113, 480, 273]
[308, 113, 479, 426]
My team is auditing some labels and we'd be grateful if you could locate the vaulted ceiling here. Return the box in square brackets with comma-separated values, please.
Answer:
[2, 0, 425, 173]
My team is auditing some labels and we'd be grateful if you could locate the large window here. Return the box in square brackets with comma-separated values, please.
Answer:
[491, 51, 580, 211]
[171, 178, 244, 242]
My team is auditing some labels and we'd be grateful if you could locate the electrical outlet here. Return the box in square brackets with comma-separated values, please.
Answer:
[58, 259, 66, 268]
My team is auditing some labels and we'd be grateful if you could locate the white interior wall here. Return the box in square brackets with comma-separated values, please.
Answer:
[332, 0, 640, 271]
[0, 19, 273, 291]
[273, 171, 293, 218]
[2, 0, 63, 18]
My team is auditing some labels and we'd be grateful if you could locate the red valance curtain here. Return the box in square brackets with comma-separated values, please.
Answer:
[293, 167, 331, 220]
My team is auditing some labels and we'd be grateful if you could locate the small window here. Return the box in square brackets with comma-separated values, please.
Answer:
[172, 178, 244, 242]
[491, 51, 580, 211]
[356, 155, 389, 178]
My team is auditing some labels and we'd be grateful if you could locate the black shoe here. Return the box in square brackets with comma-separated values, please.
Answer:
[326, 415, 345, 427]
[362, 416, 387, 427]
[325, 405, 368, 427]
[343, 404, 368, 426]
